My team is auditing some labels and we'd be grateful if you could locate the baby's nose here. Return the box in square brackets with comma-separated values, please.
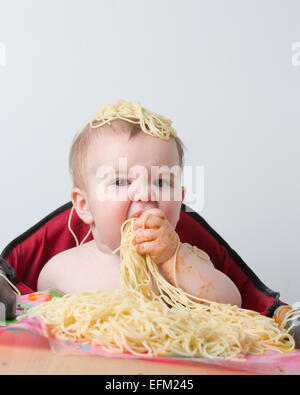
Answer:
[130, 183, 158, 202]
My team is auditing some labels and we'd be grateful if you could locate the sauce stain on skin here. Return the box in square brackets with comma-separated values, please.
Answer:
[196, 281, 216, 300]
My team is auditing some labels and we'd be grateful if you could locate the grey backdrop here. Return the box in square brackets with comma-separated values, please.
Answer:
[0, 0, 299, 303]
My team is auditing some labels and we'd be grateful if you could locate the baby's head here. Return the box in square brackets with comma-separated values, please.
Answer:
[69, 101, 186, 253]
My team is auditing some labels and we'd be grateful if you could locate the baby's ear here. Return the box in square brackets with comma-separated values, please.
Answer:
[71, 187, 94, 225]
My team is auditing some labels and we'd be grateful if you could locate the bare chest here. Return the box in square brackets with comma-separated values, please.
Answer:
[57, 244, 122, 294]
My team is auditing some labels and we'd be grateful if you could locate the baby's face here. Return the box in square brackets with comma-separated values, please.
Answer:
[78, 130, 184, 253]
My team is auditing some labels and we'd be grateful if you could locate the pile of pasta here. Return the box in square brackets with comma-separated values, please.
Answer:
[89, 100, 177, 140]
[27, 218, 295, 359]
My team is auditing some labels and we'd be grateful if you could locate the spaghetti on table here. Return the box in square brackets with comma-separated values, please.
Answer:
[27, 217, 295, 360]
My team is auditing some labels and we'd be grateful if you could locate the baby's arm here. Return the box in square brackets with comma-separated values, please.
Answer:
[37, 256, 61, 291]
[161, 243, 241, 306]
[37, 250, 75, 292]
[133, 209, 241, 307]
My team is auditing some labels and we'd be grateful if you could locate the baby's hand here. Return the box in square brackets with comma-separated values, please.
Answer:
[133, 209, 178, 265]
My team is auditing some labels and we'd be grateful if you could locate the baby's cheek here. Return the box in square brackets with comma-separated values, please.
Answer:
[159, 202, 181, 229]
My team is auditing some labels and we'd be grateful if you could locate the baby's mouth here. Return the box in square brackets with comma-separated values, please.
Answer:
[127, 204, 158, 219]
[129, 210, 145, 219]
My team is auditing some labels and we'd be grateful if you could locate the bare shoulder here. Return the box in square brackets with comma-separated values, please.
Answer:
[37, 241, 121, 293]
[37, 241, 96, 291]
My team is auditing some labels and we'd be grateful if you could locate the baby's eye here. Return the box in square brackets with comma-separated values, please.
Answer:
[153, 178, 170, 188]
[115, 178, 130, 187]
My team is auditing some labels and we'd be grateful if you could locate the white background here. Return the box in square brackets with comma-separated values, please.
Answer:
[0, 0, 299, 303]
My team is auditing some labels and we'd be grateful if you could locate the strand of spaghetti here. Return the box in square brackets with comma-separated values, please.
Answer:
[80, 228, 92, 245]
[280, 308, 300, 334]
[172, 234, 180, 289]
[0, 273, 21, 296]
[67, 206, 92, 246]
[67, 206, 79, 247]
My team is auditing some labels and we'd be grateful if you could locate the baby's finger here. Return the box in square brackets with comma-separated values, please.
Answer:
[142, 208, 166, 220]
[134, 229, 157, 244]
[139, 214, 164, 230]
[137, 240, 168, 260]
[133, 209, 166, 230]
[136, 240, 156, 256]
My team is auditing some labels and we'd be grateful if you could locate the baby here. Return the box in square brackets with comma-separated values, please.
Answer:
[38, 101, 241, 306]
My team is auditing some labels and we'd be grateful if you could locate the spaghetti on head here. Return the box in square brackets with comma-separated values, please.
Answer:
[27, 217, 295, 360]
[90, 100, 177, 139]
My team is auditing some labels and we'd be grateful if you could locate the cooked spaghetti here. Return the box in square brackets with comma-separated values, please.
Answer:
[27, 218, 295, 359]
[89, 100, 177, 140]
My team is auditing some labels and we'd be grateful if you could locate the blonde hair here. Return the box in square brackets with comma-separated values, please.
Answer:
[69, 101, 185, 188]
